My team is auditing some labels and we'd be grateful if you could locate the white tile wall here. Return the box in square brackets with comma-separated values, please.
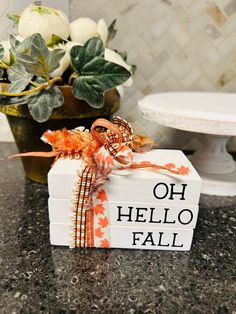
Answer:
[1, 0, 236, 150]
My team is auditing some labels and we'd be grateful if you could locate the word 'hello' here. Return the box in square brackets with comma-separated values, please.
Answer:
[117, 206, 193, 225]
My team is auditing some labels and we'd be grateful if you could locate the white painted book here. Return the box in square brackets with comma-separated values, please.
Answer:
[48, 150, 201, 203]
[48, 149, 202, 251]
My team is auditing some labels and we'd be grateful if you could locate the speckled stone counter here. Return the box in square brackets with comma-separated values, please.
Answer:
[0, 143, 235, 313]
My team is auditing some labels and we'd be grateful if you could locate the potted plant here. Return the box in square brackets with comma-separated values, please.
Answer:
[0, 4, 135, 183]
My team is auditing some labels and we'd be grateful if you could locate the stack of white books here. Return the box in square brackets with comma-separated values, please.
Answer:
[48, 149, 202, 251]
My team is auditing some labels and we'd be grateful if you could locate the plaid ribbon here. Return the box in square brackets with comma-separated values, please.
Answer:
[70, 117, 134, 248]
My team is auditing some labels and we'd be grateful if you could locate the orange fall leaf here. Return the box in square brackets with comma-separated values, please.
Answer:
[100, 239, 110, 248]
[98, 216, 109, 228]
[96, 189, 107, 202]
[93, 204, 106, 215]
[95, 227, 104, 238]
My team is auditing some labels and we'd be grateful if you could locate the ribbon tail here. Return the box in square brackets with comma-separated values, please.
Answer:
[70, 165, 95, 248]
[8, 151, 60, 159]
[130, 161, 189, 175]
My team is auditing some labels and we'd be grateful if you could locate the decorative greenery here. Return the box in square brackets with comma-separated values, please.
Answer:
[7, 12, 21, 25]
[10, 33, 65, 79]
[28, 85, 64, 122]
[7, 63, 33, 93]
[71, 38, 130, 108]
[107, 19, 117, 43]
[47, 34, 65, 48]
[0, 5, 135, 122]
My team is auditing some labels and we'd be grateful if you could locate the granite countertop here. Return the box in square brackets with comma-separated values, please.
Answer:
[0, 143, 235, 313]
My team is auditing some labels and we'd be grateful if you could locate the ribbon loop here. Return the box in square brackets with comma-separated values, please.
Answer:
[91, 118, 123, 146]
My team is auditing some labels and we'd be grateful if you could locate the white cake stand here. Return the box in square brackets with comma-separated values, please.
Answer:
[138, 92, 236, 196]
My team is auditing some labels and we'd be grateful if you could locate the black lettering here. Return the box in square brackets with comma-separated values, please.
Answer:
[171, 233, 184, 247]
[163, 208, 176, 224]
[169, 183, 187, 200]
[117, 206, 133, 222]
[157, 232, 170, 247]
[153, 182, 169, 199]
[132, 232, 143, 245]
[149, 208, 161, 223]
[142, 232, 155, 246]
[135, 207, 147, 223]
[178, 209, 193, 225]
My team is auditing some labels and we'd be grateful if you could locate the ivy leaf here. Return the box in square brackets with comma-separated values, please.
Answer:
[0, 69, 4, 79]
[131, 64, 137, 75]
[30, 33, 50, 63]
[72, 58, 130, 108]
[7, 12, 21, 25]
[119, 51, 127, 62]
[27, 86, 64, 122]
[0, 79, 44, 105]
[10, 36, 37, 66]
[34, 77, 47, 84]
[9, 34, 20, 50]
[107, 19, 117, 43]
[10, 33, 65, 79]
[20, 34, 50, 77]
[47, 49, 66, 73]
[71, 38, 103, 72]
[71, 37, 131, 108]
[47, 34, 65, 48]
[7, 63, 33, 93]
[0, 43, 4, 60]
[115, 50, 137, 74]
[0, 91, 38, 105]
[9, 35, 19, 64]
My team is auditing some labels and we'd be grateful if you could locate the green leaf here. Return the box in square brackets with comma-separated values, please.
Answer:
[11, 33, 65, 79]
[34, 76, 47, 84]
[47, 34, 65, 48]
[0, 69, 4, 79]
[27, 86, 64, 122]
[71, 37, 130, 108]
[0, 91, 38, 105]
[72, 57, 130, 108]
[7, 63, 33, 93]
[71, 38, 103, 73]
[31, 33, 49, 61]
[48, 48, 66, 73]
[7, 12, 21, 25]
[0, 77, 46, 104]
[0, 43, 4, 60]
[9, 34, 20, 50]
[118, 51, 127, 62]
[0, 79, 43, 105]
[107, 19, 117, 43]
[9, 35, 20, 64]
[131, 64, 137, 75]
[10, 36, 35, 65]
[11, 34, 49, 77]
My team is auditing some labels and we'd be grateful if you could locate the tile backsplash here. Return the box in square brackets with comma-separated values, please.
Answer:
[1, 0, 236, 150]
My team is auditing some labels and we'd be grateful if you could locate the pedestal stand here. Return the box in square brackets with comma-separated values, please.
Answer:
[189, 134, 236, 196]
[138, 92, 236, 196]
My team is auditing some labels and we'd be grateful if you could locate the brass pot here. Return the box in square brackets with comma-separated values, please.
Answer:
[0, 85, 120, 184]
